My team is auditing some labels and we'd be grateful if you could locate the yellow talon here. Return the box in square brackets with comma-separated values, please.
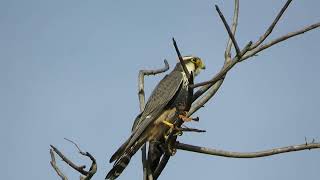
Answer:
[162, 120, 175, 140]
[162, 120, 174, 128]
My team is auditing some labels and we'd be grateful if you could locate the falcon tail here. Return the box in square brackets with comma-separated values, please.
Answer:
[109, 138, 130, 163]
[106, 136, 147, 179]
[106, 153, 131, 180]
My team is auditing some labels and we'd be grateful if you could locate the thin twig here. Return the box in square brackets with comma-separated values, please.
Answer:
[63, 138, 97, 179]
[50, 144, 97, 180]
[191, 0, 240, 110]
[242, 22, 320, 61]
[172, 38, 191, 80]
[50, 149, 68, 180]
[215, 4, 241, 57]
[175, 142, 320, 158]
[225, 0, 239, 61]
[64, 138, 82, 153]
[190, 41, 252, 89]
[176, 127, 206, 133]
[249, 0, 293, 50]
[190, 60, 237, 89]
[50, 145, 88, 176]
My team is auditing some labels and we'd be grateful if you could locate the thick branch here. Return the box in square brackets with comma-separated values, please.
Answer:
[250, 0, 293, 50]
[176, 142, 320, 158]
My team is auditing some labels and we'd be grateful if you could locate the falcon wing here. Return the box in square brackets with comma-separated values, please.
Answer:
[126, 70, 183, 149]
[109, 70, 183, 163]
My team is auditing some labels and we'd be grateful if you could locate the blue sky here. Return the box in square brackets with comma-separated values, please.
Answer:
[1, 0, 320, 179]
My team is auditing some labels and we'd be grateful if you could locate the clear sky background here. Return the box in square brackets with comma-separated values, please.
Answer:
[1, 0, 320, 180]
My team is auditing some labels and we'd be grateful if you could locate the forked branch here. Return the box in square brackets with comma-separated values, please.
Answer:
[249, 0, 293, 50]
[50, 141, 97, 180]
[215, 5, 241, 57]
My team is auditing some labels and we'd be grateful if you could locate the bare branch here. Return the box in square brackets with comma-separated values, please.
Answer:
[242, 22, 320, 61]
[50, 149, 68, 180]
[141, 145, 148, 180]
[190, 0, 240, 119]
[176, 127, 206, 133]
[176, 141, 320, 158]
[250, 0, 293, 50]
[153, 154, 170, 180]
[50, 145, 88, 176]
[225, 0, 239, 61]
[190, 60, 237, 89]
[138, 60, 170, 180]
[215, 4, 241, 57]
[172, 38, 191, 80]
[138, 59, 169, 112]
[50, 144, 97, 180]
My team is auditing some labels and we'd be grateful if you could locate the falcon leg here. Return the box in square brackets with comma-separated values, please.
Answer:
[162, 120, 174, 128]
[162, 120, 175, 140]
[178, 111, 193, 122]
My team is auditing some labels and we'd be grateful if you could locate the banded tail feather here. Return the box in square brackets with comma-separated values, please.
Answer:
[106, 154, 131, 180]
[106, 136, 147, 179]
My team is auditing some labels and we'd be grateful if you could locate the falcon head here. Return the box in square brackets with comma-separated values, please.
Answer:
[182, 56, 206, 76]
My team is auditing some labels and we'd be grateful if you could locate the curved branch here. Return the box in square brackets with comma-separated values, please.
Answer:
[50, 149, 68, 180]
[175, 142, 320, 158]
[50, 144, 97, 180]
[138, 59, 170, 112]
[138, 60, 170, 180]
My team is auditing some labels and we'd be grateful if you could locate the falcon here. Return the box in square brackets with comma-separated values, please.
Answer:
[106, 56, 206, 180]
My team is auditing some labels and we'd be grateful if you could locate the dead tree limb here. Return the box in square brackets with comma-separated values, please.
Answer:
[215, 5, 241, 57]
[50, 0, 320, 179]
[175, 141, 320, 158]
[138, 60, 170, 180]
[49, 141, 97, 180]
[249, 0, 292, 50]
[172, 38, 191, 80]
[153, 154, 170, 180]
[190, 0, 240, 115]
[138, 59, 170, 112]
[50, 149, 68, 180]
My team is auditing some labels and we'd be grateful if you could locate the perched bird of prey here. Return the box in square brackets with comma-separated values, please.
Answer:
[106, 56, 206, 180]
